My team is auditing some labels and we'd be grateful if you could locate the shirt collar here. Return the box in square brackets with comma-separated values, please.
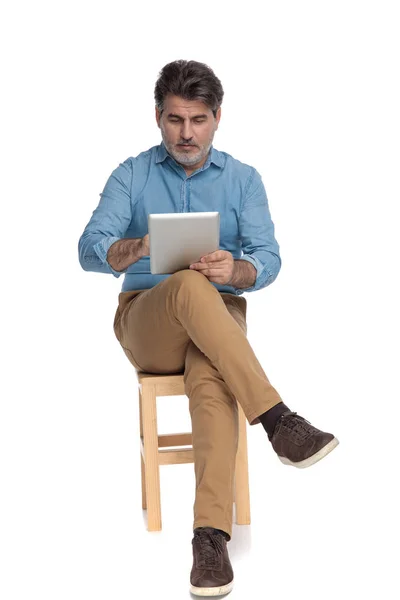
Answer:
[155, 140, 224, 169]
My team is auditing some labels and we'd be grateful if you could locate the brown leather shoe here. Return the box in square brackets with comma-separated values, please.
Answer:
[270, 410, 339, 468]
[190, 527, 234, 596]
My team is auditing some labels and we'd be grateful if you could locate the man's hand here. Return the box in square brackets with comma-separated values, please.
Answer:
[189, 250, 235, 285]
[140, 233, 150, 256]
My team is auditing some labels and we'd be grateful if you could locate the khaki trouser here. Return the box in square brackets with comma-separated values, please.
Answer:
[113, 269, 282, 538]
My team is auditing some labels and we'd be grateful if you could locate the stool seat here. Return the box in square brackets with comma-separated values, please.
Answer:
[137, 370, 251, 532]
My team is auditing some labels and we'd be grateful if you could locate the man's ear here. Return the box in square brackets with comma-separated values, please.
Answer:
[155, 106, 161, 128]
[215, 106, 221, 130]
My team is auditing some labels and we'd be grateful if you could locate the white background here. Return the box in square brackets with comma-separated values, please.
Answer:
[1, 1, 399, 598]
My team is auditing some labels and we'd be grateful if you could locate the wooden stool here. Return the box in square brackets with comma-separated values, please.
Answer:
[137, 371, 251, 532]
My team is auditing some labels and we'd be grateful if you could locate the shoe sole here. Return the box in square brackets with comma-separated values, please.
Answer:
[190, 579, 234, 596]
[279, 437, 339, 468]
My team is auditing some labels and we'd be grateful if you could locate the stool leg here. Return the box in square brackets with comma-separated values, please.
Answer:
[141, 384, 162, 531]
[234, 403, 251, 525]
[139, 391, 147, 510]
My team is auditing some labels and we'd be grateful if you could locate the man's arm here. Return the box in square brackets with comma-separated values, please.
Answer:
[237, 167, 282, 293]
[78, 160, 134, 277]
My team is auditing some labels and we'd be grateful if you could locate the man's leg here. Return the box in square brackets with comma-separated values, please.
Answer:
[184, 293, 248, 541]
[114, 269, 338, 471]
[113, 269, 283, 425]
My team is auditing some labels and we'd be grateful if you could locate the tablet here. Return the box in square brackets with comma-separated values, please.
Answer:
[148, 212, 220, 275]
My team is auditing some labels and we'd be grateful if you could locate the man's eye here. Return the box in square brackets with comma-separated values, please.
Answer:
[169, 118, 205, 123]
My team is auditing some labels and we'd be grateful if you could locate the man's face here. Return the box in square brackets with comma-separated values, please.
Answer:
[155, 94, 221, 171]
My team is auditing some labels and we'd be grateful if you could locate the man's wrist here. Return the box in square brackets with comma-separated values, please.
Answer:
[228, 259, 257, 289]
[107, 238, 144, 272]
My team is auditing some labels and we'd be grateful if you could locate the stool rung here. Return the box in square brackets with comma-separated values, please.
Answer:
[158, 448, 194, 465]
[140, 436, 194, 466]
[158, 433, 192, 447]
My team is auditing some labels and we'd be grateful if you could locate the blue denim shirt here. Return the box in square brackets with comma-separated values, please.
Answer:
[78, 141, 281, 295]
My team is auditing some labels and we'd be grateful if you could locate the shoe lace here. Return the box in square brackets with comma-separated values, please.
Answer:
[277, 411, 319, 440]
[194, 529, 225, 569]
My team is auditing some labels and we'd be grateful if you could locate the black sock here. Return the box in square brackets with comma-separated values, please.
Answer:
[258, 401, 291, 440]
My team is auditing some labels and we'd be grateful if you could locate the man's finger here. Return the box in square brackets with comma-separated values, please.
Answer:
[190, 262, 225, 271]
[201, 252, 222, 262]
[190, 262, 210, 270]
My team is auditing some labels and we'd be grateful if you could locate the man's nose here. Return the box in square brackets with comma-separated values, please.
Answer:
[181, 120, 193, 141]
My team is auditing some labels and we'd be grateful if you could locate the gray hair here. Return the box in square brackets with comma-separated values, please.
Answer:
[154, 60, 224, 118]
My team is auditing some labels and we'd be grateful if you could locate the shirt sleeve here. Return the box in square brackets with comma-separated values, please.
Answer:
[237, 167, 282, 293]
[78, 159, 133, 278]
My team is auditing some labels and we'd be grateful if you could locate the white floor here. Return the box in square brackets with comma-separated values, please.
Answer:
[1, 376, 397, 600]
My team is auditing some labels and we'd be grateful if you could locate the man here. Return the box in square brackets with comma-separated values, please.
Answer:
[78, 59, 339, 597]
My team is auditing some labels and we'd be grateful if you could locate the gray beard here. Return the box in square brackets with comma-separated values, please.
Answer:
[161, 134, 213, 167]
